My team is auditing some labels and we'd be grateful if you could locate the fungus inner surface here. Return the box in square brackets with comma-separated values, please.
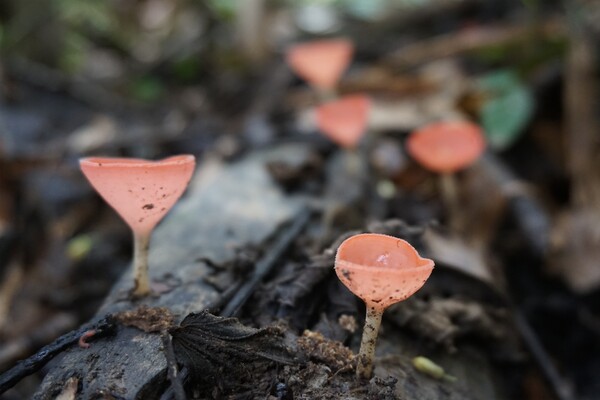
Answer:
[80, 155, 195, 234]
[335, 234, 434, 308]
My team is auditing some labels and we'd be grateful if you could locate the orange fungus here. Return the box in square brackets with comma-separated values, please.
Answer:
[286, 38, 353, 90]
[406, 121, 485, 173]
[80, 155, 195, 235]
[316, 94, 370, 149]
[335, 233, 434, 310]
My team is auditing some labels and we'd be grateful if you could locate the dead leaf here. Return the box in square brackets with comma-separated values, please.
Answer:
[170, 311, 295, 383]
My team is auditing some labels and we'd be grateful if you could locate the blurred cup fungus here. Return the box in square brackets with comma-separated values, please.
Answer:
[316, 94, 371, 150]
[335, 233, 434, 380]
[406, 121, 485, 230]
[80, 155, 195, 297]
[285, 38, 353, 97]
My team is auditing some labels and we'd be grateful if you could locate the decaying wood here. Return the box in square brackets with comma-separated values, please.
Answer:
[27, 145, 514, 399]
[33, 146, 304, 399]
[0, 316, 114, 395]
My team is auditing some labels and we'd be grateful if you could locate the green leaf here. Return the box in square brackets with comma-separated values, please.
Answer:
[477, 69, 520, 94]
[481, 84, 534, 150]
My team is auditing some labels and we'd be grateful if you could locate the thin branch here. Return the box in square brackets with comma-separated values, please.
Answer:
[161, 332, 186, 400]
[0, 316, 115, 395]
[221, 207, 312, 317]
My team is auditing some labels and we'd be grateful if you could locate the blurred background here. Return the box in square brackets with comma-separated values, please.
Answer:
[0, 0, 599, 399]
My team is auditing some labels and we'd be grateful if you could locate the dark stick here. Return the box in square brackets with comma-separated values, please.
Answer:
[159, 210, 312, 398]
[0, 313, 76, 368]
[514, 311, 576, 400]
[0, 316, 115, 395]
[161, 332, 186, 400]
[4, 57, 138, 115]
[221, 207, 312, 317]
[160, 368, 190, 400]
[480, 153, 551, 257]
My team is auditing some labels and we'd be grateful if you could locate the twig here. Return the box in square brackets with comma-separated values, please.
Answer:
[4, 57, 140, 115]
[384, 18, 565, 69]
[221, 207, 312, 317]
[564, 3, 600, 208]
[480, 153, 551, 257]
[513, 311, 575, 400]
[0, 316, 115, 395]
[236, 0, 268, 65]
[160, 368, 190, 400]
[0, 262, 24, 330]
[0, 313, 76, 368]
[161, 332, 186, 400]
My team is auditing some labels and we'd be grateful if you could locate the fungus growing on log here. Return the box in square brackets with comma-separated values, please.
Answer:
[80, 155, 195, 297]
[406, 121, 485, 230]
[286, 38, 353, 94]
[316, 94, 371, 149]
[335, 233, 434, 380]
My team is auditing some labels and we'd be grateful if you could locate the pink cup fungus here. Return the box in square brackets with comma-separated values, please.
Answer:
[80, 155, 195, 297]
[406, 121, 485, 231]
[316, 94, 371, 149]
[335, 233, 434, 380]
[406, 121, 485, 174]
[285, 38, 353, 93]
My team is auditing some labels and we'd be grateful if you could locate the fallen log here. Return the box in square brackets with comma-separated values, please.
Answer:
[25, 144, 514, 400]
[33, 146, 304, 399]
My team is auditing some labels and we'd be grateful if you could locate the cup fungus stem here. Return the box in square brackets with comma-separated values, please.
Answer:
[132, 232, 151, 297]
[356, 305, 384, 380]
[439, 172, 461, 231]
[344, 148, 362, 175]
[407, 121, 485, 233]
[317, 88, 337, 102]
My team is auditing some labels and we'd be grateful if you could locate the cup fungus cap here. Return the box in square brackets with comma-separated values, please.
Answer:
[407, 121, 485, 173]
[335, 233, 434, 310]
[316, 94, 370, 149]
[286, 38, 353, 90]
[80, 155, 195, 235]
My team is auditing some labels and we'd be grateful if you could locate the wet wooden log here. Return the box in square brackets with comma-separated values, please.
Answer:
[31, 144, 512, 400]
[33, 145, 304, 399]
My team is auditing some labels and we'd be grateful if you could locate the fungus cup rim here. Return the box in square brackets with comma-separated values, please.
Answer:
[334, 233, 434, 271]
[80, 155, 195, 169]
[335, 258, 434, 273]
[334, 233, 435, 306]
